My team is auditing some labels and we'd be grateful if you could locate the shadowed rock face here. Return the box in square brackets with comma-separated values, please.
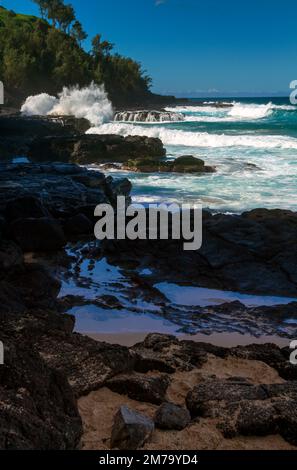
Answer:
[0, 162, 131, 251]
[28, 134, 166, 164]
[0, 320, 82, 450]
[0, 115, 90, 159]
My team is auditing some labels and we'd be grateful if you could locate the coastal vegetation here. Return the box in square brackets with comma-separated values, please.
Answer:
[0, 1, 170, 106]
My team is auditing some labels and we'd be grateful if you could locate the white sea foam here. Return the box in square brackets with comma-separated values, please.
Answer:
[166, 102, 296, 122]
[21, 82, 113, 126]
[165, 105, 225, 114]
[87, 122, 297, 149]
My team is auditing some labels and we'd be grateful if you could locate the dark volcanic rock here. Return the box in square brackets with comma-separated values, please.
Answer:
[0, 323, 82, 449]
[10, 217, 66, 252]
[154, 403, 191, 430]
[102, 208, 297, 297]
[5, 196, 49, 222]
[124, 155, 215, 174]
[106, 372, 171, 405]
[29, 134, 166, 164]
[132, 333, 208, 373]
[111, 405, 154, 450]
[34, 333, 135, 397]
[186, 378, 267, 418]
[0, 162, 132, 251]
[0, 115, 90, 159]
[186, 377, 297, 445]
[63, 213, 93, 236]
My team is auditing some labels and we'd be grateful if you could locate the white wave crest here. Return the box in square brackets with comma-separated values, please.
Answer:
[166, 102, 297, 122]
[87, 122, 297, 149]
[21, 82, 113, 126]
[165, 105, 226, 114]
[228, 102, 273, 120]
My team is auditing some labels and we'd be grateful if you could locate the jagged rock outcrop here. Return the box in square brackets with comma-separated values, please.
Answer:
[0, 162, 131, 251]
[0, 115, 90, 159]
[123, 155, 215, 174]
[28, 134, 166, 164]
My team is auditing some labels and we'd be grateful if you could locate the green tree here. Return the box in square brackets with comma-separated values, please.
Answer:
[71, 20, 87, 46]
[32, 0, 48, 19]
[56, 3, 75, 32]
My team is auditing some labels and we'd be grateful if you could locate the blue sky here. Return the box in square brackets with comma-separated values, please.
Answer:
[2, 0, 297, 96]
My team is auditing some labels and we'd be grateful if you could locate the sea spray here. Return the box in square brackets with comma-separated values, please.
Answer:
[21, 82, 113, 126]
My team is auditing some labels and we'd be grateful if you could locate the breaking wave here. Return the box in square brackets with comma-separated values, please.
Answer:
[87, 122, 297, 149]
[21, 82, 113, 126]
[166, 102, 297, 122]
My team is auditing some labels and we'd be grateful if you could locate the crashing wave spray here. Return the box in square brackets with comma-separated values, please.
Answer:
[114, 110, 184, 123]
[21, 82, 114, 126]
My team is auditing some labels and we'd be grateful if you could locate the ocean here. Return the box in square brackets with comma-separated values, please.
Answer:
[88, 97, 297, 213]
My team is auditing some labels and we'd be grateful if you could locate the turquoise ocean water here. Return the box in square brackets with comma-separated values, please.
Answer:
[89, 97, 297, 213]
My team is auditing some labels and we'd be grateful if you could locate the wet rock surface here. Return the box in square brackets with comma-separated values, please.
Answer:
[123, 155, 216, 174]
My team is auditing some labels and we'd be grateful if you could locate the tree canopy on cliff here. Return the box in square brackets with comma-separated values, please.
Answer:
[0, 2, 153, 106]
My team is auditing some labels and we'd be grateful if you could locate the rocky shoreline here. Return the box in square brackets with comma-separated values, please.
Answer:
[0, 115, 297, 450]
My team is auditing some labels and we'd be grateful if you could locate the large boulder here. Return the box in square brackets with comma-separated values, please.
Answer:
[124, 155, 215, 174]
[106, 372, 171, 404]
[185, 377, 297, 446]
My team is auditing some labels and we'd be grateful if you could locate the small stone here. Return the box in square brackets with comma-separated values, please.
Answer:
[155, 403, 191, 430]
[111, 405, 154, 450]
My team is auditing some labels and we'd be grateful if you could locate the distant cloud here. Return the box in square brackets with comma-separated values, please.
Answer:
[155, 0, 167, 6]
